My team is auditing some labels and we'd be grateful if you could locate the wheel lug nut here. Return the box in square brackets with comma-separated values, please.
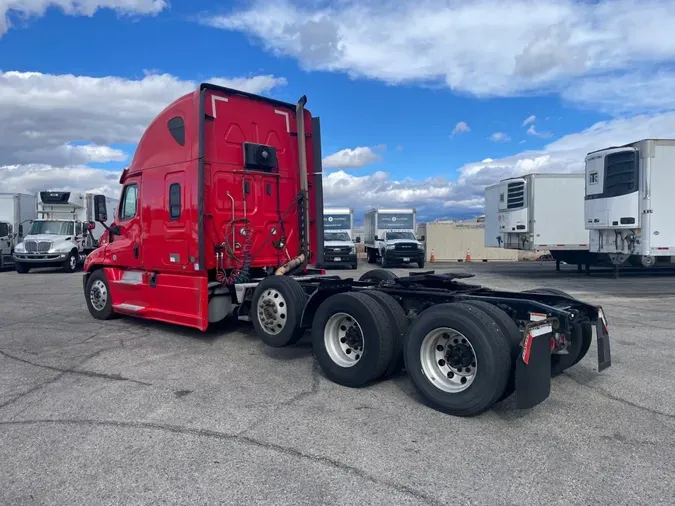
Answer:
[436, 345, 444, 352]
[438, 359, 445, 367]
[447, 371, 454, 378]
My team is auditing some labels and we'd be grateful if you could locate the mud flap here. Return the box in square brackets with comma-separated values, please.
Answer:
[596, 306, 611, 372]
[515, 322, 553, 410]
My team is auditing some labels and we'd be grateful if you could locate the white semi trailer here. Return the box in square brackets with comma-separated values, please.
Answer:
[322, 207, 357, 269]
[0, 193, 37, 269]
[364, 208, 425, 268]
[13, 191, 119, 273]
[484, 173, 600, 271]
[585, 138, 675, 273]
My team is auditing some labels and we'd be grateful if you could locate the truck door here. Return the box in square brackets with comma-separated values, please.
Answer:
[107, 176, 143, 270]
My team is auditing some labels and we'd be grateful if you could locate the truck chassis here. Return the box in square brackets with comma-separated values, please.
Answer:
[84, 267, 611, 417]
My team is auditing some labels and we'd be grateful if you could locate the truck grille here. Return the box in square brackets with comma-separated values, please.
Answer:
[507, 181, 525, 210]
[329, 246, 352, 255]
[394, 243, 418, 251]
[25, 240, 52, 253]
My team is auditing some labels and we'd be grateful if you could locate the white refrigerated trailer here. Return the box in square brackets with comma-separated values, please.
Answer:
[585, 138, 675, 273]
[484, 173, 600, 271]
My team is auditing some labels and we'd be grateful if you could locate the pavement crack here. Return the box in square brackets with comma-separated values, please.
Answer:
[237, 362, 322, 436]
[0, 349, 151, 387]
[0, 418, 440, 505]
[564, 373, 675, 420]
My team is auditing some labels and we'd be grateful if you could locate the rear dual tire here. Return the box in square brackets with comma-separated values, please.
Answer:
[311, 292, 395, 388]
[403, 302, 513, 417]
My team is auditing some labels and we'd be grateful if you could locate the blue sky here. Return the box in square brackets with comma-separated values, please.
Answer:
[2, 0, 675, 223]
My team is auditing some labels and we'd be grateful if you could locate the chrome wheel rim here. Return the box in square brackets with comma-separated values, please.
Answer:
[90, 279, 107, 311]
[257, 288, 288, 335]
[69, 255, 77, 270]
[324, 312, 364, 368]
[420, 327, 477, 393]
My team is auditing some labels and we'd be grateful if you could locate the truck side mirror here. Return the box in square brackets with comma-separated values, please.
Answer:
[94, 195, 108, 222]
[355, 236, 361, 243]
[420, 235, 425, 241]
[374, 235, 379, 241]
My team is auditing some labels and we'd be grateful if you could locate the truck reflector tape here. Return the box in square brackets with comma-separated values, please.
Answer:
[529, 312, 547, 321]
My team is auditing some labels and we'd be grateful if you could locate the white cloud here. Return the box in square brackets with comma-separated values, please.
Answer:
[522, 115, 536, 126]
[203, 0, 675, 114]
[0, 70, 286, 168]
[395, 145, 404, 151]
[451, 121, 470, 136]
[490, 132, 511, 143]
[526, 124, 553, 139]
[1, 0, 167, 37]
[322, 146, 381, 169]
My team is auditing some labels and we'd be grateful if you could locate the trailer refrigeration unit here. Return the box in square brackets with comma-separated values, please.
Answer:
[585, 139, 675, 274]
[82, 83, 612, 418]
[484, 173, 598, 271]
[363, 208, 425, 267]
[13, 191, 119, 273]
[322, 207, 357, 269]
[0, 193, 37, 269]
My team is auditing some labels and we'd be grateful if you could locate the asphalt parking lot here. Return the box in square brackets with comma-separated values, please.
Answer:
[1, 261, 675, 505]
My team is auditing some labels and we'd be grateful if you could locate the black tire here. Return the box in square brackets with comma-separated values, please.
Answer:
[459, 300, 521, 402]
[251, 276, 307, 348]
[521, 287, 590, 375]
[359, 289, 409, 377]
[418, 258, 425, 268]
[358, 268, 397, 283]
[403, 302, 512, 417]
[85, 269, 117, 320]
[380, 254, 388, 268]
[351, 263, 358, 270]
[311, 292, 395, 388]
[63, 250, 78, 273]
[366, 249, 377, 264]
[15, 262, 30, 274]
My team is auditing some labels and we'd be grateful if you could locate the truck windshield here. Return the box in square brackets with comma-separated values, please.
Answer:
[29, 221, 74, 235]
[0, 223, 8, 237]
[386, 231, 416, 240]
[324, 232, 351, 241]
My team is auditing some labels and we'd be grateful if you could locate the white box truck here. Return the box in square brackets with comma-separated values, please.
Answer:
[322, 207, 357, 269]
[0, 193, 37, 269]
[364, 208, 425, 268]
[484, 173, 597, 270]
[585, 138, 675, 270]
[13, 190, 119, 274]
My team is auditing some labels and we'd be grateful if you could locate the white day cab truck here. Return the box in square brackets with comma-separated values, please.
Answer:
[364, 208, 425, 268]
[13, 191, 119, 274]
[322, 207, 358, 269]
[484, 173, 602, 272]
[0, 193, 37, 270]
[585, 138, 675, 276]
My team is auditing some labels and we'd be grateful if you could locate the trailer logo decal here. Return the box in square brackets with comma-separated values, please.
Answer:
[588, 171, 599, 185]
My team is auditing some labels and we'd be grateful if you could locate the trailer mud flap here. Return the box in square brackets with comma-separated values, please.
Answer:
[515, 322, 553, 410]
[596, 306, 611, 372]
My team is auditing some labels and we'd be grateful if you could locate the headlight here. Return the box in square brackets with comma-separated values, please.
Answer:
[50, 245, 72, 253]
[386, 244, 395, 250]
[417, 243, 423, 249]
[350, 246, 356, 255]
[15, 243, 25, 252]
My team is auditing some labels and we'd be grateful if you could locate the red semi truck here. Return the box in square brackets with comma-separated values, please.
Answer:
[83, 83, 611, 417]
